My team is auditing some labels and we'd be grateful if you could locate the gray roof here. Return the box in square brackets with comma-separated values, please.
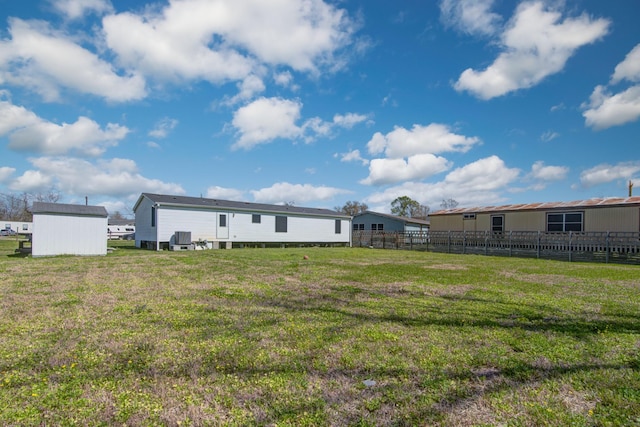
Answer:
[32, 202, 108, 217]
[353, 210, 430, 226]
[136, 193, 350, 218]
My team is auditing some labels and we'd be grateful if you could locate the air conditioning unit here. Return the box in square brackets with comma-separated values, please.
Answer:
[174, 231, 191, 245]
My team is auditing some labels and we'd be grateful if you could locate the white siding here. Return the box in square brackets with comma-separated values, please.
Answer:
[32, 214, 107, 256]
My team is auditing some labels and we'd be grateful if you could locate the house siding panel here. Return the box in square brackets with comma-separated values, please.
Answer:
[585, 207, 639, 232]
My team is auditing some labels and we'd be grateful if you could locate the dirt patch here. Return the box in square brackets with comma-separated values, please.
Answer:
[424, 264, 468, 271]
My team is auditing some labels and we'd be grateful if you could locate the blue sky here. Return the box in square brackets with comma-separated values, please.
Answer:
[1, 0, 639, 215]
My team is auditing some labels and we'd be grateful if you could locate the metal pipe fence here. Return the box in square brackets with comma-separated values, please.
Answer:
[352, 230, 640, 265]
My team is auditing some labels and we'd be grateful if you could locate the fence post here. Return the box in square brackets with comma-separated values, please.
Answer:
[537, 231, 541, 259]
[484, 231, 488, 256]
[461, 231, 465, 254]
[447, 231, 451, 253]
[569, 231, 573, 262]
[605, 231, 610, 264]
[509, 231, 513, 257]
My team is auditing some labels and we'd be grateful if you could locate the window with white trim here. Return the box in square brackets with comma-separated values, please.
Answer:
[547, 212, 583, 232]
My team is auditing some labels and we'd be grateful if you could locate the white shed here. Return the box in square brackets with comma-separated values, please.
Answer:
[133, 193, 352, 250]
[32, 202, 108, 257]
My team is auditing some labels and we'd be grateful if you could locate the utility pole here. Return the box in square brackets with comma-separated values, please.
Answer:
[629, 180, 634, 197]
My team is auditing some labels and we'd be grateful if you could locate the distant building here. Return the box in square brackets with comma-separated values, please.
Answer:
[32, 202, 108, 257]
[108, 218, 135, 240]
[429, 197, 640, 233]
[352, 211, 429, 233]
[133, 193, 351, 250]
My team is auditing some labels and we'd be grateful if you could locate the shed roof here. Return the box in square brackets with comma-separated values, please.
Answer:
[353, 210, 430, 226]
[430, 197, 640, 216]
[134, 193, 350, 218]
[32, 202, 108, 217]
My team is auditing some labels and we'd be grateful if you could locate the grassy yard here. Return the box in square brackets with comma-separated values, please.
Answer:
[0, 238, 638, 426]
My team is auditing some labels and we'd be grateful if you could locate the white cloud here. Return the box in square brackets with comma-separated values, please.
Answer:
[251, 182, 350, 204]
[440, 0, 501, 37]
[579, 162, 640, 188]
[9, 170, 53, 192]
[0, 166, 16, 183]
[50, 0, 113, 20]
[582, 44, 640, 129]
[455, 2, 610, 100]
[340, 149, 369, 166]
[9, 157, 185, 197]
[365, 156, 519, 211]
[583, 85, 640, 129]
[206, 186, 246, 200]
[611, 43, 640, 84]
[231, 97, 303, 150]
[102, 0, 356, 87]
[540, 130, 559, 142]
[360, 154, 451, 186]
[231, 97, 368, 149]
[0, 101, 129, 156]
[445, 155, 520, 190]
[366, 123, 480, 158]
[529, 161, 568, 182]
[149, 117, 179, 139]
[0, 18, 146, 102]
[333, 113, 369, 129]
[274, 71, 294, 87]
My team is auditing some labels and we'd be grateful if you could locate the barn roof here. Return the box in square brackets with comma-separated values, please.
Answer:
[430, 197, 640, 216]
[32, 202, 108, 217]
[134, 193, 350, 218]
[353, 210, 430, 226]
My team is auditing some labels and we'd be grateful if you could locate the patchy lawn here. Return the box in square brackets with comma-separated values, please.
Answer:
[0, 242, 638, 426]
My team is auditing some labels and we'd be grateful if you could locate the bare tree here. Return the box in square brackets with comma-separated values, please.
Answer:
[335, 200, 368, 216]
[440, 198, 459, 209]
[0, 190, 62, 221]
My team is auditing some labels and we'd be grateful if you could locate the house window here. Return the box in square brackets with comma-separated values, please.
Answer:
[22, 224, 28, 230]
[275, 216, 287, 233]
[353, 223, 364, 231]
[335, 219, 341, 234]
[371, 223, 384, 231]
[252, 214, 261, 224]
[491, 215, 504, 233]
[151, 207, 156, 227]
[547, 212, 583, 232]
[463, 213, 476, 220]
[219, 214, 227, 227]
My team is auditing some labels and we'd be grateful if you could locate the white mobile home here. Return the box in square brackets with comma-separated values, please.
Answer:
[1, 221, 33, 235]
[32, 202, 108, 257]
[133, 193, 352, 250]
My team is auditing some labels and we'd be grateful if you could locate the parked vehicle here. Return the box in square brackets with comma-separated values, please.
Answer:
[1, 228, 17, 236]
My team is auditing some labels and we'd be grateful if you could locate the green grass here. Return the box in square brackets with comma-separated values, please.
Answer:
[0, 238, 638, 426]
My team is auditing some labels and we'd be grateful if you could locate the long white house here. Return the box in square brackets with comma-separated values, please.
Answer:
[133, 193, 352, 250]
[32, 202, 108, 257]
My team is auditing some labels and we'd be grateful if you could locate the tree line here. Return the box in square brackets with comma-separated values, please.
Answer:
[335, 196, 458, 218]
[0, 191, 61, 222]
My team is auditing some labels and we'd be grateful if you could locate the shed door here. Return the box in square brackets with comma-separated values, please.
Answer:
[216, 213, 229, 239]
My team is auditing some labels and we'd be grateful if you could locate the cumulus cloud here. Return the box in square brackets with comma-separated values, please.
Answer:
[0, 101, 129, 156]
[339, 149, 369, 165]
[102, 0, 356, 87]
[579, 162, 640, 188]
[529, 161, 568, 182]
[364, 156, 519, 212]
[148, 117, 179, 139]
[231, 97, 368, 149]
[366, 123, 480, 158]
[50, 0, 113, 20]
[0, 166, 16, 183]
[8, 157, 185, 197]
[582, 44, 640, 129]
[440, 0, 502, 37]
[454, 2, 610, 100]
[251, 182, 350, 204]
[0, 18, 146, 102]
[360, 154, 451, 186]
[231, 97, 303, 150]
[206, 186, 246, 200]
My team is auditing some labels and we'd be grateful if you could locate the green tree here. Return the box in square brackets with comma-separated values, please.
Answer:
[335, 200, 368, 216]
[390, 196, 429, 218]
